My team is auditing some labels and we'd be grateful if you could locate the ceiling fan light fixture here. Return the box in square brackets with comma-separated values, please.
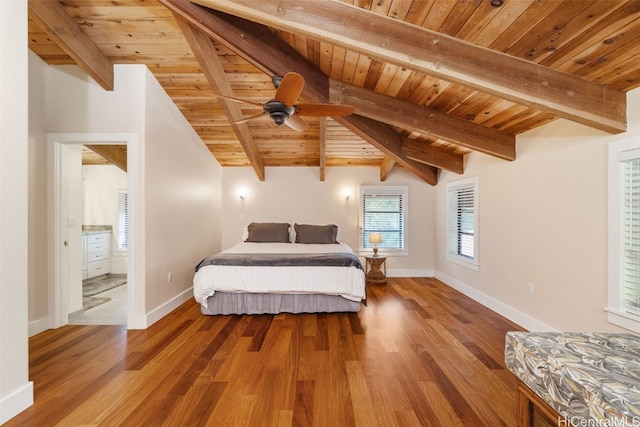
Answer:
[263, 100, 294, 125]
[490, 0, 504, 7]
[222, 72, 354, 131]
[271, 111, 288, 125]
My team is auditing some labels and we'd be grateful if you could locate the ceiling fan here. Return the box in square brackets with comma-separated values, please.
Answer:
[213, 72, 355, 131]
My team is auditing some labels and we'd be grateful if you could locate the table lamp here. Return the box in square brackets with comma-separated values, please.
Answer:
[369, 232, 382, 256]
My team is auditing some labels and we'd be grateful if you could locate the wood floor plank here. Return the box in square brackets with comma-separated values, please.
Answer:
[242, 314, 273, 351]
[210, 336, 255, 382]
[98, 319, 239, 425]
[418, 380, 466, 427]
[292, 380, 314, 426]
[163, 380, 228, 426]
[384, 353, 442, 426]
[414, 343, 491, 426]
[311, 349, 355, 426]
[55, 369, 140, 426]
[6, 278, 523, 426]
[368, 374, 414, 426]
[345, 360, 378, 426]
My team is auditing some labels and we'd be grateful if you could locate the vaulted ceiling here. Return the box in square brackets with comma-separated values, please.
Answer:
[28, 0, 640, 185]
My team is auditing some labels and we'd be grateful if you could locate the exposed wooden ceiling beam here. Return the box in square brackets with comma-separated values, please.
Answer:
[379, 157, 396, 182]
[173, 16, 265, 181]
[401, 139, 464, 175]
[159, 0, 438, 184]
[160, 0, 328, 101]
[84, 145, 127, 171]
[331, 80, 515, 161]
[335, 115, 438, 185]
[191, 0, 627, 134]
[28, 0, 114, 91]
[319, 118, 326, 182]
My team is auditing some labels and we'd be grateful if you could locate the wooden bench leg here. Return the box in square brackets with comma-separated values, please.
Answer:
[515, 378, 566, 427]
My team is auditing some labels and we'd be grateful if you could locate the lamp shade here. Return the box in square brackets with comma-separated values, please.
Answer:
[368, 232, 382, 244]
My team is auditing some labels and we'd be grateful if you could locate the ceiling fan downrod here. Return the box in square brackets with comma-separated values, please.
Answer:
[271, 75, 283, 89]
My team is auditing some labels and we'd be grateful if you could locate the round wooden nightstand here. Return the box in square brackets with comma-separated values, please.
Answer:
[365, 256, 387, 284]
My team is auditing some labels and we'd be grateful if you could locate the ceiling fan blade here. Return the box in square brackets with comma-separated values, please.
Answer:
[284, 114, 309, 131]
[232, 111, 267, 125]
[213, 93, 264, 108]
[295, 103, 355, 117]
[274, 72, 304, 107]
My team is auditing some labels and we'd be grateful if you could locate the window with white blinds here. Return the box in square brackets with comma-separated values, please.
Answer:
[446, 177, 479, 270]
[359, 186, 408, 255]
[621, 157, 640, 313]
[118, 191, 128, 251]
[607, 144, 640, 333]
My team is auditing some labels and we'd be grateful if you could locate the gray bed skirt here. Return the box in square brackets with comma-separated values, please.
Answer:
[200, 292, 362, 315]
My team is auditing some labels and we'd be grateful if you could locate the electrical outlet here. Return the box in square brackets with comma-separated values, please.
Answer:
[168, 272, 173, 282]
[527, 282, 534, 295]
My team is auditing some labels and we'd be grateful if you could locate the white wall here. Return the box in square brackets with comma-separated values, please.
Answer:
[83, 165, 127, 226]
[221, 166, 435, 276]
[29, 62, 222, 329]
[435, 88, 640, 333]
[43, 64, 146, 328]
[28, 52, 49, 327]
[45, 65, 143, 133]
[62, 145, 84, 314]
[141, 69, 222, 320]
[83, 164, 128, 274]
[0, 1, 33, 423]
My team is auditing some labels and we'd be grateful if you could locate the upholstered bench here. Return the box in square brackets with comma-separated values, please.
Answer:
[505, 331, 640, 426]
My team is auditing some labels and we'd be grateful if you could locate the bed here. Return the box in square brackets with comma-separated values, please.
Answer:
[193, 222, 367, 315]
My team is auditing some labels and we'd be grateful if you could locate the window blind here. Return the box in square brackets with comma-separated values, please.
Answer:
[448, 181, 476, 260]
[622, 158, 640, 313]
[360, 186, 407, 253]
[118, 191, 128, 251]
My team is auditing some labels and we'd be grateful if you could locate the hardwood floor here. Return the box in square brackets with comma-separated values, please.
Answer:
[7, 277, 524, 426]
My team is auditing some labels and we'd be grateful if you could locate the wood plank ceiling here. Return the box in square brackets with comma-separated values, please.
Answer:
[28, 0, 640, 185]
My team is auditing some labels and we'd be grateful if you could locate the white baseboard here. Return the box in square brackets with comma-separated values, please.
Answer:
[30, 289, 194, 332]
[28, 317, 51, 338]
[434, 272, 555, 332]
[0, 381, 33, 425]
[134, 288, 193, 329]
[387, 268, 433, 278]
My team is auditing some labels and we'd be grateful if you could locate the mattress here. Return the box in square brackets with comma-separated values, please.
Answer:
[193, 242, 366, 308]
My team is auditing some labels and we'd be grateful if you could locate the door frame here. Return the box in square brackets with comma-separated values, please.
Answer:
[48, 132, 138, 329]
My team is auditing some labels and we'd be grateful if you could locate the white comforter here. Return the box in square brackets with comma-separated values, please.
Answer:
[193, 242, 366, 305]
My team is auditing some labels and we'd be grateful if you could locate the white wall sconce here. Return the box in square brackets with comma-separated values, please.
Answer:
[342, 188, 352, 200]
[238, 188, 248, 200]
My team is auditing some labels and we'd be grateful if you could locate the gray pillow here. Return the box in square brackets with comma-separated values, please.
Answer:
[245, 222, 290, 243]
[294, 223, 338, 244]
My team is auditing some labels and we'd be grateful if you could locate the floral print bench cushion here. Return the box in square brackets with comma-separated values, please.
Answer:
[505, 331, 640, 424]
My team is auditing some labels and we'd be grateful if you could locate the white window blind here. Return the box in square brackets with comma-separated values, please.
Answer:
[621, 157, 640, 314]
[360, 186, 408, 255]
[447, 177, 478, 270]
[607, 145, 640, 333]
[118, 191, 128, 251]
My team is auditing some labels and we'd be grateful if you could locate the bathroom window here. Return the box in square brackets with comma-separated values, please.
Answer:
[118, 191, 128, 251]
